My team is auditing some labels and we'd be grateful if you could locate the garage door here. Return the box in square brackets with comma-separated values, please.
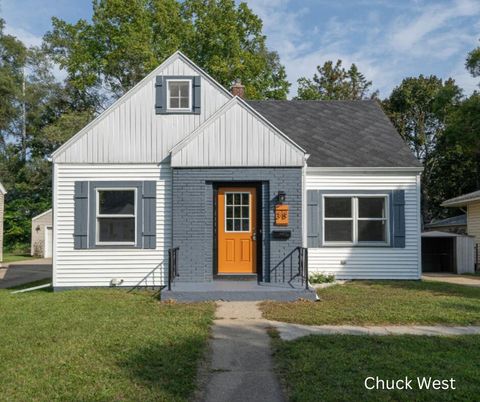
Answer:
[45, 226, 53, 258]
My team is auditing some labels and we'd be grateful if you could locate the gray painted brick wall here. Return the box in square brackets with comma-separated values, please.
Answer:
[172, 168, 302, 282]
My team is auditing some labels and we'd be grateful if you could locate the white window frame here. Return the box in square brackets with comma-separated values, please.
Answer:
[166, 78, 192, 111]
[224, 191, 251, 233]
[96, 188, 137, 246]
[322, 194, 390, 246]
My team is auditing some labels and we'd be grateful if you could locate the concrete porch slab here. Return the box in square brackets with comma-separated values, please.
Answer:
[162, 280, 316, 301]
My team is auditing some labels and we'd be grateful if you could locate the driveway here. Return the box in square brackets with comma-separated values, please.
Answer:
[422, 273, 480, 287]
[0, 258, 52, 289]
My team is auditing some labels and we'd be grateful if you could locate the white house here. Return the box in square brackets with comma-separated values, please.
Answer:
[51, 51, 422, 293]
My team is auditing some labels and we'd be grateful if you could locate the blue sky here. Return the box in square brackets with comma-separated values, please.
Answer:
[2, 0, 479, 97]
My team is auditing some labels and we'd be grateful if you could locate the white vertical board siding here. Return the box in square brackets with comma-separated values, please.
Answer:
[306, 171, 421, 279]
[171, 100, 305, 167]
[456, 236, 475, 274]
[467, 202, 480, 246]
[54, 57, 230, 163]
[53, 164, 171, 287]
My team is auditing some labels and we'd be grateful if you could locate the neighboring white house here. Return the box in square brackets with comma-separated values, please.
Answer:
[31, 209, 53, 258]
[0, 182, 6, 263]
[51, 51, 423, 291]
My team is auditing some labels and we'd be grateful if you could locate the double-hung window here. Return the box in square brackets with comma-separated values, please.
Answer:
[96, 189, 136, 245]
[323, 195, 389, 245]
[167, 79, 191, 111]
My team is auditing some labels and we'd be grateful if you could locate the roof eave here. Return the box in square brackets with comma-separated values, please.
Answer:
[307, 166, 424, 174]
[442, 198, 480, 208]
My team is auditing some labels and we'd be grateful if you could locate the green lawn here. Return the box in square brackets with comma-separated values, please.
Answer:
[2, 252, 37, 264]
[271, 333, 480, 402]
[261, 281, 480, 325]
[0, 289, 214, 401]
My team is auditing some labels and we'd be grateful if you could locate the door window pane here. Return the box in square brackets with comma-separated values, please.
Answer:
[358, 220, 386, 242]
[325, 197, 352, 218]
[359, 197, 385, 218]
[225, 191, 250, 232]
[325, 221, 353, 242]
[98, 218, 135, 242]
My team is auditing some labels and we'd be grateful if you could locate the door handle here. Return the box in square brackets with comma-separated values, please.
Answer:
[252, 229, 257, 241]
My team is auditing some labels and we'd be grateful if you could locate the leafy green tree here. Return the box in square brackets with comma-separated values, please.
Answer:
[296, 60, 378, 100]
[466, 43, 480, 78]
[44, 0, 290, 107]
[443, 93, 480, 189]
[383, 75, 462, 222]
[0, 19, 27, 150]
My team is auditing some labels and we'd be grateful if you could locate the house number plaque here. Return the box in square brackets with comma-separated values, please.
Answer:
[275, 204, 289, 226]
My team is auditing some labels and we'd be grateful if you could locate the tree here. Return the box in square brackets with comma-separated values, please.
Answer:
[0, 19, 27, 150]
[383, 75, 462, 161]
[296, 60, 378, 100]
[443, 93, 480, 189]
[44, 0, 290, 108]
[466, 43, 480, 78]
[383, 75, 462, 222]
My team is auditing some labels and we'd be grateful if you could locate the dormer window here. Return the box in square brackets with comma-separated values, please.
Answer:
[167, 79, 192, 111]
[155, 75, 201, 115]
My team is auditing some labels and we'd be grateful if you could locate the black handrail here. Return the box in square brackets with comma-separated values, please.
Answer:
[168, 247, 180, 290]
[129, 261, 163, 292]
[269, 246, 309, 289]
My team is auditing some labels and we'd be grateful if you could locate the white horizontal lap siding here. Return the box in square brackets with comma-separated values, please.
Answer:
[54, 57, 230, 163]
[53, 164, 171, 287]
[306, 172, 421, 279]
[173, 101, 304, 167]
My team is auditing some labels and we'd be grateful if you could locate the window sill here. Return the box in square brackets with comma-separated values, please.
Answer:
[322, 243, 391, 248]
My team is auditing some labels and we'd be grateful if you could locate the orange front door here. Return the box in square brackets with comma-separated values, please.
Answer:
[218, 187, 257, 274]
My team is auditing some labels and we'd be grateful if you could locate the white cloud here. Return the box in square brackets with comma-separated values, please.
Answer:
[4, 25, 42, 47]
[246, 0, 480, 98]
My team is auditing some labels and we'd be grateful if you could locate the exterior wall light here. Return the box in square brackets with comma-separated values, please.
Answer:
[277, 191, 286, 204]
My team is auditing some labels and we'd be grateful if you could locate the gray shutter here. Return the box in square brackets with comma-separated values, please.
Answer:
[193, 76, 201, 114]
[307, 190, 321, 247]
[392, 190, 406, 248]
[142, 181, 156, 249]
[155, 76, 165, 114]
[74, 181, 89, 249]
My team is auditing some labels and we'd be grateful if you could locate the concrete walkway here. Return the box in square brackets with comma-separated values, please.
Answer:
[272, 321, 480, 341]
[422, 273, 480, 287]
[198, 301, 285, 402]
[0, 258, 52, 289]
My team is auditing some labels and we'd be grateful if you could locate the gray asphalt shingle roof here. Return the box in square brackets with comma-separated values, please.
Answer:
[248, 100, 421, 168]
[424, 214, 467, 229]
[442, 190, 480, 207]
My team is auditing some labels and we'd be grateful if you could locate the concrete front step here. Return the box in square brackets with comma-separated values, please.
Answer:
[161, 289, 316, 302]
[161, 280, 316, 301]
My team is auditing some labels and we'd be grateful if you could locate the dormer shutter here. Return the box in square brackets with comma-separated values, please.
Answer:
[155, 76, 165, 114]
[193, 76, 201, 114]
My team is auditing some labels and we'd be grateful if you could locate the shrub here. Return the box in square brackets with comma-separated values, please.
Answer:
[309, 273, 335, 284]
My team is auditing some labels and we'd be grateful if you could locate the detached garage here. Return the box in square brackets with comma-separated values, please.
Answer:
[31, 209, 53, 258]
[422, 231, 475, 274]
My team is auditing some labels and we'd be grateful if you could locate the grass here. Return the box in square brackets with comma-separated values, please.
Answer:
[2, 252, 37, 264]
[0, 289, 214, 401]
[261, 281, 480, 325]
[271, 333, 480, 402]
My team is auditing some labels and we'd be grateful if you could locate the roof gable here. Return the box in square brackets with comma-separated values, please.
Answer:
[53, 51, 232, 163]
[171, 97, 306, 167]
[248, 100, 421, 168]
[0, 182, 6, 194]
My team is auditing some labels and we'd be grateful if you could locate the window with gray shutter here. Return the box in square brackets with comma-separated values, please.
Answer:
[73, 181, 156, 249]
[306, 189, 406, 248]
[155, 76, 201, 115]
